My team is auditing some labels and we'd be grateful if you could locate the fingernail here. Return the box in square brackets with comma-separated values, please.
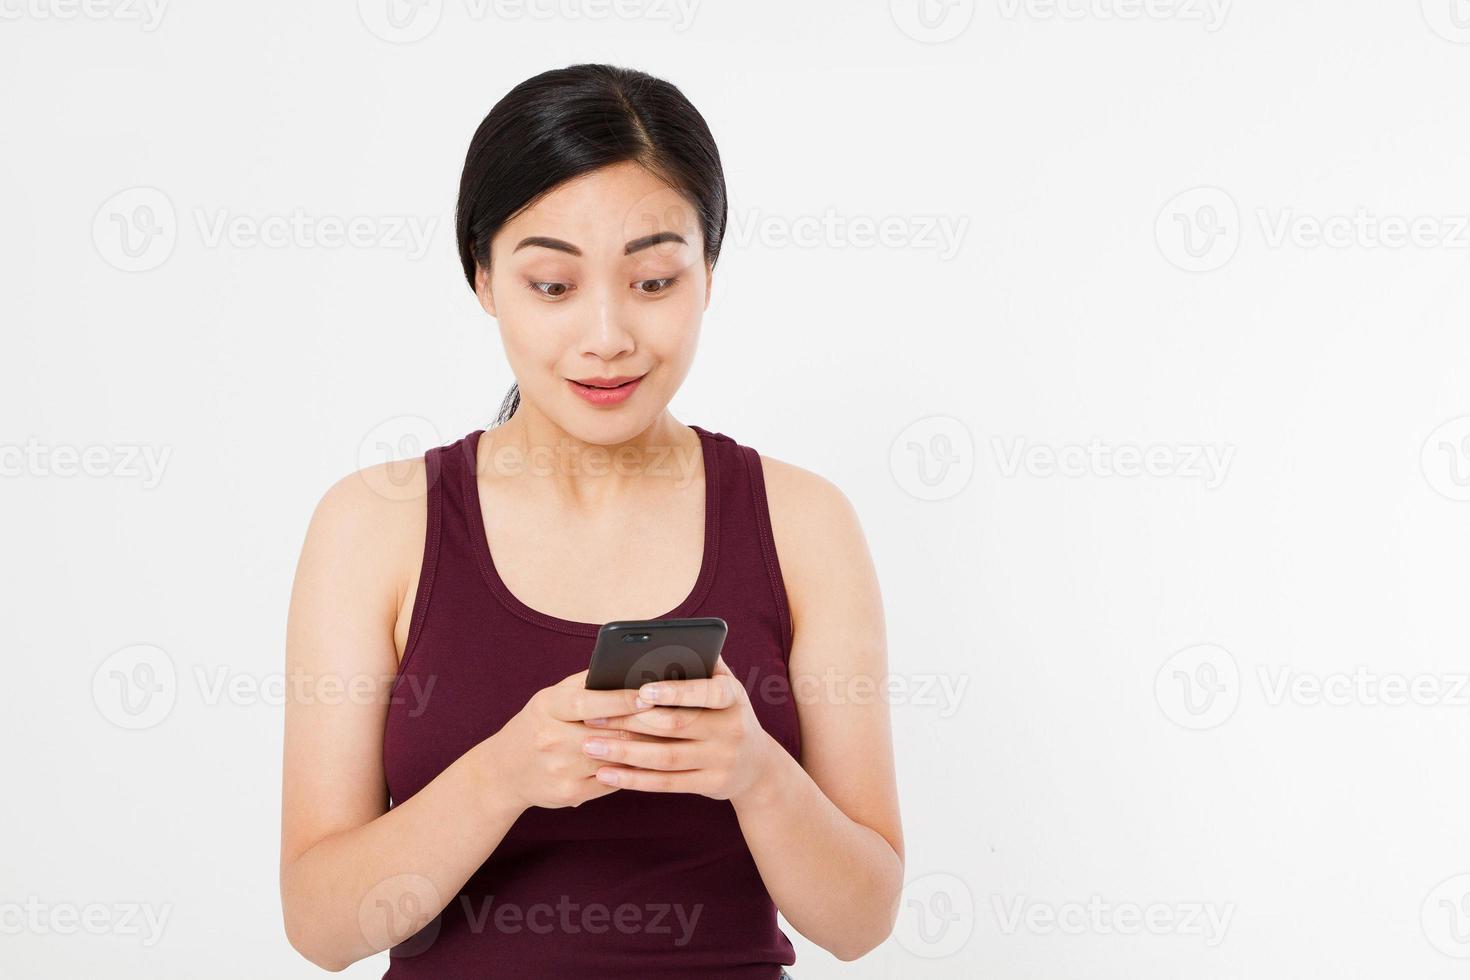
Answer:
[640, 684, 661, 701]
[596, 769, 619, 785]
[583, 738, 609, 757]
[585, 717, 607, 727]
[634, 696, 652, 710]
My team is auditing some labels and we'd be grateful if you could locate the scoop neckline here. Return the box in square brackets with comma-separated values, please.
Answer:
[460, 424, 721, 637]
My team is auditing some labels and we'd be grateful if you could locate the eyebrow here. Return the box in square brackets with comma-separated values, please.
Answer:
[510, 231, 688, 257]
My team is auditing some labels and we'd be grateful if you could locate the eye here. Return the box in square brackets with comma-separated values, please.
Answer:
[634, 276, 680, 295]
[526, 280, 572, 298]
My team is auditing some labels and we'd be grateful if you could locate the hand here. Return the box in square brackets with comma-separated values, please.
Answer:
[484, 668, 659, 811]
[579, 655, 779, 803]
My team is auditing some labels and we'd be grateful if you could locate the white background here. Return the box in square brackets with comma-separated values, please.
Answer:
[4, 1, 1470, 977]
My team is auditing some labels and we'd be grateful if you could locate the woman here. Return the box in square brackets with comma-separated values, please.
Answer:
[279, 64, 903, 978]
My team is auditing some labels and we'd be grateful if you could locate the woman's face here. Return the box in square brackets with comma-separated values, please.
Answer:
[477, 160, 712, 444]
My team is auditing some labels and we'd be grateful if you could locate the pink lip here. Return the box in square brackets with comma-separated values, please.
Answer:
[567, 374, 643, 406]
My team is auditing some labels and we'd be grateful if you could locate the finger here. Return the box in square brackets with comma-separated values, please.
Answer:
[636, 674, 739, 710]
[549, 683, 655, 723]
[583, 705, 705, 737]
[582, 733, 707, 771]
[594, 765, 709, 793]
[578, 725, 683, 744]
[578, 772, 623, 802]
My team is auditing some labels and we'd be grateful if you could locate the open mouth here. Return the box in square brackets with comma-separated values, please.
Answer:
[566, 373, 646, 405]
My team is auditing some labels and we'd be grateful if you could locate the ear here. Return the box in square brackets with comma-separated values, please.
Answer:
[703, 260, 714, 311]
[475, 263, 497, 318]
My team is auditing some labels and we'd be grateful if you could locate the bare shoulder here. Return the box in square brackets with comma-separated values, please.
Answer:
[307, 458, 427, 549]
[755, 454, 878, 632]
[294, 458, 429, 624]
[758, 454, 861, 540]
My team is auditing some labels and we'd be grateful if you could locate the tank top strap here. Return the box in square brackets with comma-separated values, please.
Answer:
[396, 433, 477, 678]
[691, 425, 795, 662]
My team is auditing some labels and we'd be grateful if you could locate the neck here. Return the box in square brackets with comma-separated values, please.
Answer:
[479, 403, 703, 504]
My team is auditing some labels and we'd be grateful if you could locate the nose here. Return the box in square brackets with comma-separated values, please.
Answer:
[575, 280, 636, 361]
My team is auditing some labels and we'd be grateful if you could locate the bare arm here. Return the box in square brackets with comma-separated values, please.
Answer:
[278, 462, 524, 970]
[730, 458, 905, 961]
[279, 460, 650, 970]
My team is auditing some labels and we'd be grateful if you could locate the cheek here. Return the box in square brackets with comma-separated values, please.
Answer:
[491, 282, 569, 364]
[644, 293, 705, 356]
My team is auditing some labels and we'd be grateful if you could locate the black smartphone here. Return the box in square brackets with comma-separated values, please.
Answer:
[584, 617, 727, 690]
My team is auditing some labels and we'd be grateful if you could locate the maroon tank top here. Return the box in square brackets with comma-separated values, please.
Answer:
[382, 424, 800, 978]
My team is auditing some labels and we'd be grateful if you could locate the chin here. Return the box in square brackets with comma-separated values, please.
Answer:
[555, 405, 658, 446]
